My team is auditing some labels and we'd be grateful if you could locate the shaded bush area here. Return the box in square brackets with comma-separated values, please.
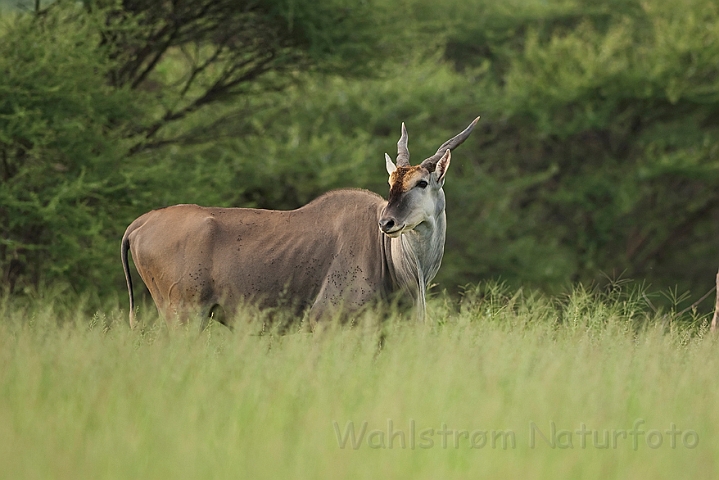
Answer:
[1, 0, 718, 307]
[0, 5, 142, 295]
[439, 0, 719, 294]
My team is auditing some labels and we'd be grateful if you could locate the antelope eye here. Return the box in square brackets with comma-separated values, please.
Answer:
[417, 180, 428, 189]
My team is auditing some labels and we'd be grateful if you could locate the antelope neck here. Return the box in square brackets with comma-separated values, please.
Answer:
[384, 204, 446, 321]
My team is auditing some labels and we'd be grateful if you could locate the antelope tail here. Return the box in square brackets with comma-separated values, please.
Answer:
[121, 229, 136, 329]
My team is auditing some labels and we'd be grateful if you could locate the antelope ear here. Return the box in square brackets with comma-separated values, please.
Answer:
[385, 153, 397, 176]
[434, 149, 451, 185]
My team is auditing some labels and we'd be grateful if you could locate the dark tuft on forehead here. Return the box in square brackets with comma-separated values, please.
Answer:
[389, 165, 426, 197]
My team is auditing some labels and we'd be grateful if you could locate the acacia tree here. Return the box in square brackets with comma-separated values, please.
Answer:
[91, 0, 390, 153]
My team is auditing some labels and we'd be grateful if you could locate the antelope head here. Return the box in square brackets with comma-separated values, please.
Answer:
[379, 117, 480, 237]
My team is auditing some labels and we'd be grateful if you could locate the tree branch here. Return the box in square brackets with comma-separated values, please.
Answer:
[130, 27, 180, 90]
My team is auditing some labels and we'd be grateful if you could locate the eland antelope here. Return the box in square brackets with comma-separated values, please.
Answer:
[121, 117, 479, 327]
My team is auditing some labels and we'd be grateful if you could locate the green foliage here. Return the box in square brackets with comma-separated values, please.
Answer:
[0, 6, 143, 296]
[433, 0, 719, 294]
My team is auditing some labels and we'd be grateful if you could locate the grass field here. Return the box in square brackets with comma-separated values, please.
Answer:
[1, 283, 717, 479]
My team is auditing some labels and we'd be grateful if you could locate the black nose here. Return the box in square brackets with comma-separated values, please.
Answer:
[379, 218, 395, 232]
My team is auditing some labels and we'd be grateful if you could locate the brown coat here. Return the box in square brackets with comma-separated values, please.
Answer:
[122, 189, 399, 326]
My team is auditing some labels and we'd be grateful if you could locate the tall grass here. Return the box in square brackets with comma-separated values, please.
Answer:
[0, 284, 717, 479]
